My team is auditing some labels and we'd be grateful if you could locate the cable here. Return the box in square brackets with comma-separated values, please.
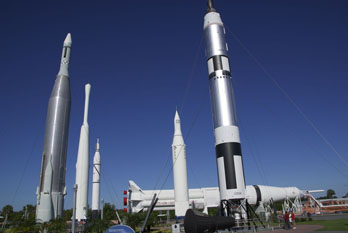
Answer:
[225, 26, 348, 169]
[179, 33, 204, 114]
[11, 130, 40, 206]
[150, 34, 204, 194]
[157, 97, 206, 197]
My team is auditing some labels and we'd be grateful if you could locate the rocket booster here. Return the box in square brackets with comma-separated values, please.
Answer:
[36, 33, 72, 223]
[203, 0, 246, 214]
[172, 111, 190, 217]
[75, 84, 91, 221]
[92, 138, 101, 219]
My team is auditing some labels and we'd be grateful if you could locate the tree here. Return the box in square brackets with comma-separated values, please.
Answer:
[1, 205, 14, 216]
[103, 203, 117, 220]
[85, 219, 110, 233]
[47, 218, 67, 233]
[327, 189, 336, 199]
[64, 208, 73, 221]
[125, 213, 144, 231]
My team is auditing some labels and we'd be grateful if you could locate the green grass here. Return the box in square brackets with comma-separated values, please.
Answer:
[298, 219, 348, 231]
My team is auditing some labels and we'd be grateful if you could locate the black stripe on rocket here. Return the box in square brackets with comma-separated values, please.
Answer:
[253, 185, 262, 203]
[208, 55, 231, 79]
[216, 142, 242, 190]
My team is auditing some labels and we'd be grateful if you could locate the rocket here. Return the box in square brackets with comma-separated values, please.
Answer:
[127, 180, 309, 214]
[203, 0, 246, 217]
[75, 84, 91, 221]
[92, 138, 101, 219]
[36, 33, 72, 223]
[172, 111, 190, 217]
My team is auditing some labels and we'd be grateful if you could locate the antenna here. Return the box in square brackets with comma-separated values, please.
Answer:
[207, 0, 216, 13]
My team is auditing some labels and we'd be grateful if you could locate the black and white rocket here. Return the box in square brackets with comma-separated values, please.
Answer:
[92, 138, 101, 219]
[204, 0, 246, 216]
[36, 33, 72, 223]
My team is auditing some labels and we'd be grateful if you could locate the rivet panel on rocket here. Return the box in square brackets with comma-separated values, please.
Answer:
[36, 33, 72, 223]
[204, 1, 246, 202]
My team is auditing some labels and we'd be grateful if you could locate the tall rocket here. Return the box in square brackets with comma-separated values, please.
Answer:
[172, 111, 189, 217]
[92, 138, 101, 219]
[36, 33, 72, 223]
[75, 84, 91, 221]
[204, 0, 246, 217]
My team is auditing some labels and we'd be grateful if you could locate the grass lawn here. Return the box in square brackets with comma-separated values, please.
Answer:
[298, 219, 348, 231]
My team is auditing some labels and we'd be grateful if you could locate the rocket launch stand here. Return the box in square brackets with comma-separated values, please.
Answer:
[220, 199, 266, 230]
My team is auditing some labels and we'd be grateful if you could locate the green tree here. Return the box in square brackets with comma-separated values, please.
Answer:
[36, 222, 50, 233]
[85, 219, 110, 233]
[125, 213, 144, 231]
[47, 218, 67, 233]
[24, 204, 36, 221]
[13, 217, 36, 232]
[64, 208, 73, 221]
[327, 189, 336, 199]
[208, 207, 219, 216]
[1, 205, 14, 217]
[103, 203, 117, 220]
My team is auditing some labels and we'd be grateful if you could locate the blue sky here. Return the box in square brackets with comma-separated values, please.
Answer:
[1, 0, 347, 211]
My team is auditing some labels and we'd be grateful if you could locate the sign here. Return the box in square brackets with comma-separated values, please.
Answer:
[106, 225, 135, 233]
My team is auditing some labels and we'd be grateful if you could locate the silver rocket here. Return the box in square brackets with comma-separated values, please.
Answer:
[203, 0, 246, 217]
[92, 138, 101, 219]
[75, 83, 91, 221]
[36, 33, 72, 223]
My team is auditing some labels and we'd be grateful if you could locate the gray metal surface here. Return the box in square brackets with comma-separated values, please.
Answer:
[204, 24, 228, 58]
[36, 34, 72, 222]
[42, 74, 71, 194]
[209, 74, 238, 127]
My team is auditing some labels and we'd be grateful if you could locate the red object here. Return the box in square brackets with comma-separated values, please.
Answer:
[291, 213, 295, 221]
[124, 190, 127, 195]
[123, 208, 127, 212]
[123, 197, 127, 206]
[284, 212, 289, 222]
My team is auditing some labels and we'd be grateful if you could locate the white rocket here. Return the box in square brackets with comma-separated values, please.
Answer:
[127, 181, 308, 214]
[172, 111, 190, 217]
[92, 138, 101, 219]
[75, 84, 91, 221]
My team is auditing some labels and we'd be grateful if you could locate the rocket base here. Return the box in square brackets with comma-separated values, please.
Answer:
[36, 192, 53, 223]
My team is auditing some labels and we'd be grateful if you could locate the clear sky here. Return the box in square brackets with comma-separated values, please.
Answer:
[1, 0, 347, 211]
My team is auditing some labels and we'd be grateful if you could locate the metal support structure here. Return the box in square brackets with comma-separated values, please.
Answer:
[72, 184, 78, 233]
[1, 213, 8, 230]
[140, 194, 158, 233]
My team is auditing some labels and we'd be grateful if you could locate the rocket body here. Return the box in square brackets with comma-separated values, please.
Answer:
[172, 111, 190, 217]
[127, 181, 305, 213]
[92, 139, 101, 219]
[203, 2, 246, 214]
[75, 84, 91, 221]
[36, 33, 72, 223]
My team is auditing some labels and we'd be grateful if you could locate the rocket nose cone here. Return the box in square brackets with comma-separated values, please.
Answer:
[64, 33, 72, 47]
[174, 110, 182, 135]
[175, 110, 180, 121]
